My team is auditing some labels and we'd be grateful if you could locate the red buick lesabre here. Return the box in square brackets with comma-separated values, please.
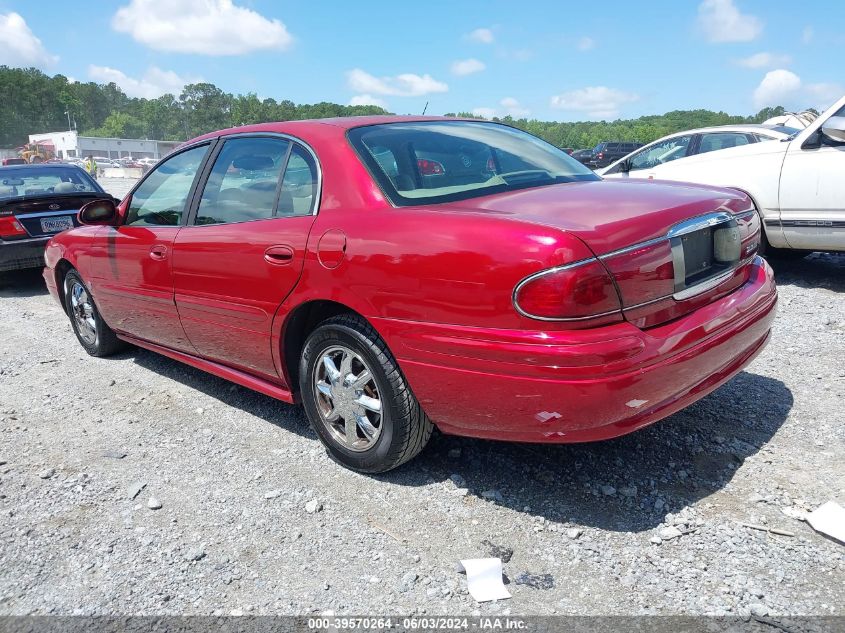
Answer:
[43, 117, 777, 472]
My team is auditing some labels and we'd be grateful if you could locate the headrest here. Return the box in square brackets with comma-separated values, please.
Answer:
[233, 155, 274, 171]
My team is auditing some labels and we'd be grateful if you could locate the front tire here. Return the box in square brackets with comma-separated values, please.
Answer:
[299, 314, 433, 473]
[64, 270, 125, 357]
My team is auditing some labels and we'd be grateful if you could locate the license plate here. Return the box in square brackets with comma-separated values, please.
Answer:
[681, 227, 714, 281]
[40, 216, 74, 233]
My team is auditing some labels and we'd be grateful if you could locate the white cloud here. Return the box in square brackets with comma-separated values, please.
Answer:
[470, 98, 530, 120]
[0, 12, 58, 67]
[467, 27, 494, 44]
[697, 0, 762, 43]
[550, 86, 639, 119]
[471, 107, 497, 119]
[753, 69, 801, 109]
[735, 52, 791, 69]
[112, 0, 292, 55]
[500, 48, 533, 61]
[450, 58, 486, 76]
[500, 97, 530, 117]
[752, 69, 842, 111]
[349, 94, 387, 108]
[801, 25, 814, 44]
[577, 36, 595, 51]
[88, 65, 198, 99]
[347, 68, 448, 97]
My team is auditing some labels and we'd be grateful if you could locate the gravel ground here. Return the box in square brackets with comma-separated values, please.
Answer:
[0, 247, 843, 617]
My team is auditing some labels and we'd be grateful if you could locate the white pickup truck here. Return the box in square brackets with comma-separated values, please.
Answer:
[599, 95, 845, 255]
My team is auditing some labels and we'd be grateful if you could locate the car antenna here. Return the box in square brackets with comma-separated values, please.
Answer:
[421, 102, 429, 115]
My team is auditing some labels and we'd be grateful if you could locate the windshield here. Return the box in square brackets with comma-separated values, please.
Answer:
[768, 125, 801, 135]
[349, 121, 598, 206]
[0, 166, 102, 201]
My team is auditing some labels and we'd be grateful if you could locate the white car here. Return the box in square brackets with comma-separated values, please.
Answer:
[599, 95, 845, 255]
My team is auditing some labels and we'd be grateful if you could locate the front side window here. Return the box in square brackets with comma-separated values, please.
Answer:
[126, 144, 208, 226]
[628, 135, 693, 171]
[195, 137, 291, 225]
[697, 133, 750, 155]
[349, 121, 598, 206]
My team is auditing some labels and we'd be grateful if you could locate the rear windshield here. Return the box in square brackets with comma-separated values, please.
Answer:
[349, 121, 598, 206]
[0, 166, 101, 201]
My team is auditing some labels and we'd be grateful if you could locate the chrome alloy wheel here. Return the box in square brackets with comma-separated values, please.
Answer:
[69, 280, 97, 345]
[312, 345, 383, 451]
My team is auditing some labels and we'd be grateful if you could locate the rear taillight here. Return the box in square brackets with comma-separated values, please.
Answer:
[0, 215, 27, 239]
[514, 259, 622, 326]
[417, 158, 445, 176]
[597, 152, 604, 159]
[602, 240, 676, 307]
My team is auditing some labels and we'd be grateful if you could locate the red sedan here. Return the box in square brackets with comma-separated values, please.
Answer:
[43, 117, 777, 473]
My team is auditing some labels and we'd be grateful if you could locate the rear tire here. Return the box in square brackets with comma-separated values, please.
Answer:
[299, 314, 433, 473]
[64, 270, 125, 357]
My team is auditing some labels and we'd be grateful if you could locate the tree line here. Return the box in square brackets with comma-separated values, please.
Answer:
[1, 66, 789, 151]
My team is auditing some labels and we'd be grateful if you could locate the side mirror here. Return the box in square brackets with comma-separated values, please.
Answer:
[821, 116, 845, 143]
[618, 158, 631, 173]
[79, 198, 118, 226]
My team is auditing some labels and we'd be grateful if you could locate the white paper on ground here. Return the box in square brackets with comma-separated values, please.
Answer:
[806, 501, 845, 544]
[458, 558, 511, 602]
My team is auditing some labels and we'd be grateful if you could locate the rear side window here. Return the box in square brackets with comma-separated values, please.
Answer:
[698, 133, 751, 155]
[195, 137, 291, 225]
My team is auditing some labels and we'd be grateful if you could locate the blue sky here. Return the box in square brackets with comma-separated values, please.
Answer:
[1, 0, 842, 120]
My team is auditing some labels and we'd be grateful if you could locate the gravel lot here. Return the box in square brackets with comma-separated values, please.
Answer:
[98, 177, 136, 201]
[0, 194, 843, 617]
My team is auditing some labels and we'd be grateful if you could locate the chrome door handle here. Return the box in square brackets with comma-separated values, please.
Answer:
[149, 245, 168, 260]
[264, 245, 294, 265]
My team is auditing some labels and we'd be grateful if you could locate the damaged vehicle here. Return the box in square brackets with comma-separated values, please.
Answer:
[43, 117, 777, 472]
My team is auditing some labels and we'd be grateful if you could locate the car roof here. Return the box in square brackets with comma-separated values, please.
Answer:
[661, 124, 791, 137]
[187, 115, 481, 145]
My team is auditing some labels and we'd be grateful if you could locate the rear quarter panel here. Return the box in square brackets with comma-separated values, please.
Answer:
[283, 206, 596, 331]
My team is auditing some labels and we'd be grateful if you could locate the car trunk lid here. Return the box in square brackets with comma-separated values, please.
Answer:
[442, 179, 761, 327]
[444, 178, 749, 255]
[0, 195, 99, 238]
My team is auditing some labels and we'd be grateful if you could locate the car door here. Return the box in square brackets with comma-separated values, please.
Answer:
[172, 135, 319, 381]
[90, 143, 211, 351]
[778, 102, 845, 251]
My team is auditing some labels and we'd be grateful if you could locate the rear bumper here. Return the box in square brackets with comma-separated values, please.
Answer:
[0, 237, 49, 272]
[374, 256, 777, 443]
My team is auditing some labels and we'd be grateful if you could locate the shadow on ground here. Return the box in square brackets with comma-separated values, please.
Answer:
[130, 348, 314, 440]
[382, 370, 792, 532]
[0, 268, 48, 298]
[769, 251, 845, 293]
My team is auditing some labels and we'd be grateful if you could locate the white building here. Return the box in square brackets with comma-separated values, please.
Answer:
[27, 130, 179, 160]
